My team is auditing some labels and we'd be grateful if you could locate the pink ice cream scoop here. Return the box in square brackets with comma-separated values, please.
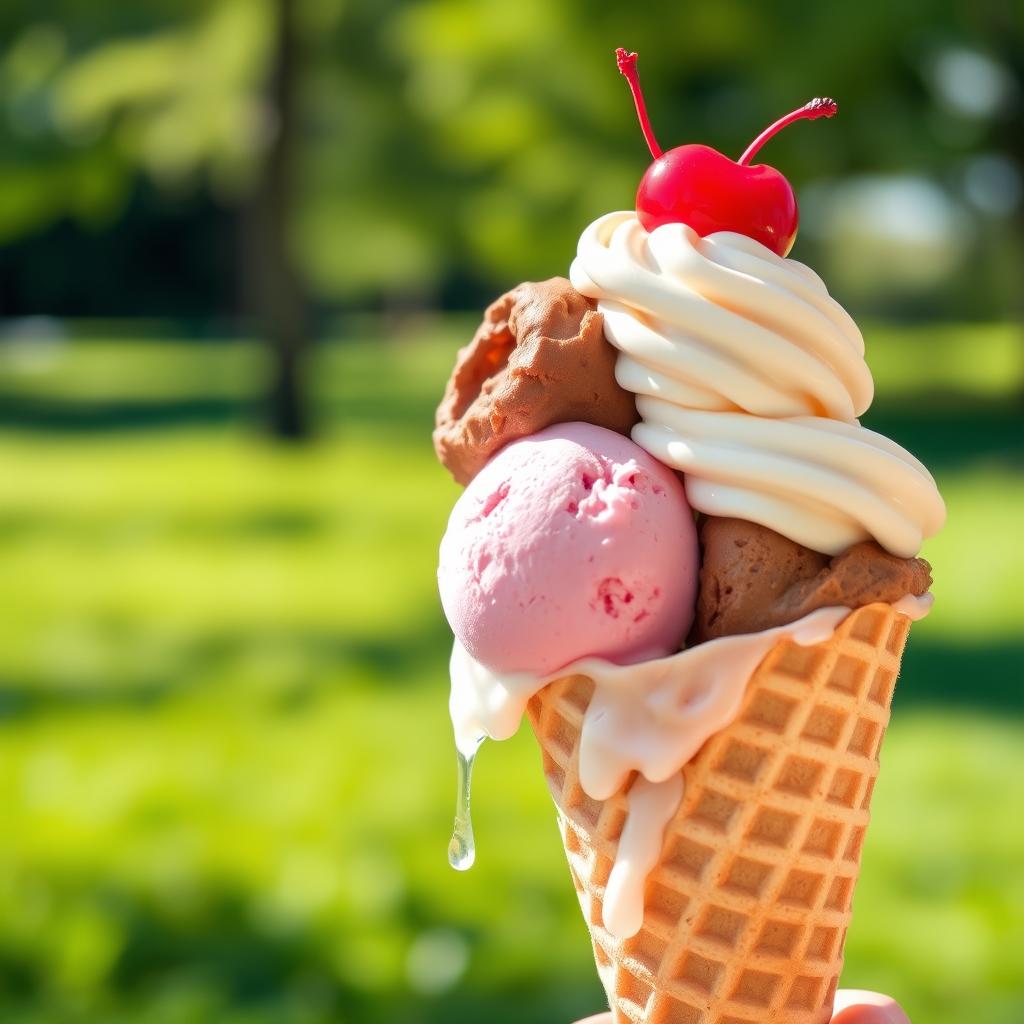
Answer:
[438, 422, 699, 675]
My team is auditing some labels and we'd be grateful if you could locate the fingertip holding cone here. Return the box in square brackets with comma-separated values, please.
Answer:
[831, 990, 912, 1024]
[527, 602, 913, 1024]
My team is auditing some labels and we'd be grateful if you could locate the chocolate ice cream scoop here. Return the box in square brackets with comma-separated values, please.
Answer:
[433, 278, 639, 485]
[693, 516, 932, 643]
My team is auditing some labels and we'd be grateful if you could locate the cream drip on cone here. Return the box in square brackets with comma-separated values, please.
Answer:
[449, 595, 932, 938]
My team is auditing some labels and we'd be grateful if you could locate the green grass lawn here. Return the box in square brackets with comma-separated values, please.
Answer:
[0, 321, 1021, 1024]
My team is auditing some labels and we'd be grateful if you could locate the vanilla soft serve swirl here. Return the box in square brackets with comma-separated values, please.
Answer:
[569, 211, 946, 557]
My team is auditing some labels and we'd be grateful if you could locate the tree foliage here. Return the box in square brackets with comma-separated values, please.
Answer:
[0, 0, 1020, 312]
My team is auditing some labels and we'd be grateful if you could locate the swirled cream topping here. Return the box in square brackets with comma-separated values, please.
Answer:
[569, 211, 946, 557]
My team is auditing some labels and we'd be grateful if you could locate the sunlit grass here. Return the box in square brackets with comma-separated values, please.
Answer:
[864, 322, 1024, 401]
[0, 324, 1021, 1023]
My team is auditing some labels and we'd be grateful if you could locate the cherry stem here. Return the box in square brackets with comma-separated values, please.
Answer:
[738, 97, 838, 166]
[616, 48, 663, 160]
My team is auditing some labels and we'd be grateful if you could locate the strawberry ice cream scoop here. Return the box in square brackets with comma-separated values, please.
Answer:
[438, 422, 699, 675]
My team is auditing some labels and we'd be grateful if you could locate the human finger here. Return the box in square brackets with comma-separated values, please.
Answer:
[832, 989, 911, 1024]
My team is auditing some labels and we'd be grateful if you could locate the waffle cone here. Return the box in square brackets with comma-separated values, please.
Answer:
[526, 601, 913, 1024]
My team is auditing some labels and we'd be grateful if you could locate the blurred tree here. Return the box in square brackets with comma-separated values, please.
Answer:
[246, 0, 309, 439]
[0, 0, 311, 437]
[0, 0, 1021, 428]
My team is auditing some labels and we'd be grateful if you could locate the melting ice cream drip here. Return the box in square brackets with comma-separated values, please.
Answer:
[445, 596, 933, 932]
[603, 772, 685, 938]
[448, 735, 484, 871]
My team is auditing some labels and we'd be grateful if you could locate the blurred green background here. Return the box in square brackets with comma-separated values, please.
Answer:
[1, 2, 1022, 1023]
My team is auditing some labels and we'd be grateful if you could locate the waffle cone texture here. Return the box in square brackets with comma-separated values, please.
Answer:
[526, 602, 913, 1024]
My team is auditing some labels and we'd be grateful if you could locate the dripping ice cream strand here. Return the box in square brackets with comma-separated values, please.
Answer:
[602, 773, 684, 939]
[447, 736, 483, 872]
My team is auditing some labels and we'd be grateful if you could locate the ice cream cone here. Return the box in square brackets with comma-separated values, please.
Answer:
[526, 601, 913, 1024]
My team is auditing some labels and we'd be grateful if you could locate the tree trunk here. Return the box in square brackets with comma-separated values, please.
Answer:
[248, 0, 309, 440]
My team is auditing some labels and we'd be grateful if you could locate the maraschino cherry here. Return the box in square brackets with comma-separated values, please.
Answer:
[616, 48, 836, 257]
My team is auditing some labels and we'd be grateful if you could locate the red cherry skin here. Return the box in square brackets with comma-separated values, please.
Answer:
[636, 144, 799, 257]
